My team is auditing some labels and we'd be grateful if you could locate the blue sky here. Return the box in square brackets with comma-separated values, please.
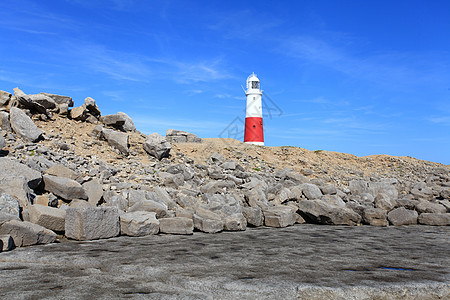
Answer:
[0, 0, 449, 164]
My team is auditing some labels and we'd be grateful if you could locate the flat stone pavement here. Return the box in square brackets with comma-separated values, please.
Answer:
[0, 225, 449, 299]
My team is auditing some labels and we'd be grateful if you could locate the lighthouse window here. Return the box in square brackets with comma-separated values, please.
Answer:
[251, 81, 259, 89]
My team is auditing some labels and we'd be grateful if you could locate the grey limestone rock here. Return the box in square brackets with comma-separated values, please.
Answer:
[28, 94, 56, 109]
[28, 204, 66, 232]
[120, 211, 159, 236]
[159, 217, 194, 235]
[0, 193, 21, 220]
[9, 107, 44, 142]
[0, 111, 11, 131]
[143, 133, 171, 160]
[0, 157, 42, 189]
[0, 90, 11, 107]
[0, 177, 32, 208]
[65, 207, 120, 240]
[45, 164, 82, 183]
[300, 183, 323, 200]
[298, 200, 362, 225]
[0, 220, 56, 247]
[117, 112, 135, 132]
[102, 128, 129, 155]
[362, 207, 388, 226]
[193, 207, 224, 233]
[263, 206, 296, 228]
[100, 114, 126, 127]
[415, 201, 447, 214]
[242, 206, 264, 227]
[82, 179, 103, 206]
[70, 106, 87, 121]
[128, 200, 168, 219]
[387, 207, 418, 226]
[0, 234, 15, 251]
[43, 175, 88, 201]
[40, 92, 74, 107]
[166, 129, 201, 143]
[418, 213, 450, 226]
[84, 97, 101, 116]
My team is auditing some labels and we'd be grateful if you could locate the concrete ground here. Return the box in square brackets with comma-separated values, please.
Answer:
[0, 224, 449, 299]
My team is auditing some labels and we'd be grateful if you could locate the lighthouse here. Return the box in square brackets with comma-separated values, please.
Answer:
[244, 73, 264, 145]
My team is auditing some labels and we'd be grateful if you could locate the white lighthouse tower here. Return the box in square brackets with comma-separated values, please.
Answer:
[244, 73, 264, 145]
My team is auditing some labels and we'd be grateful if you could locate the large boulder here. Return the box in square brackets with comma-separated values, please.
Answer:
[101, 128, 129, 155]
[40, 92, 74, 107]
[143, 133, 171, 160]
[201, 194, 246, 231]
[28, 94, 56, 109]
[0, 176, 32, 208]
[362, 207, 388, 227]
[298, 200, 361, 225]
[65, 207, 120, 240]
[0, 220, 56, 247]
[45, 164, 82, 182]
[100, 114, 126, 127]
[9, 107, 44, 142]
[128, 200, 168, 219]
[0, 90, 11, 107]
[120, 211, 159, 236]
[300, 183, 323, 200]
[0, 157, 42, 189]
[84, 97, 101, 116]
[166, 129, 202, 143]
[0, 193, 21, 220]
[43, 175, 88, 201]
[415, 201, 447, 214]
[418, 213, 450, 226]
[70, 106, 87, 121]
[242, 206, 264, 227]
[82, 179, 103, 206]
[117, 112, 135, 132]
[263, 206, 296, 228]
[193, 207, 224, 233]
[28, 205, 66, 232]
[0, 235, 15, 252]
[159, 217, 194, 235]
[387, 207, 418, 226]
[0, 111, 11, 131]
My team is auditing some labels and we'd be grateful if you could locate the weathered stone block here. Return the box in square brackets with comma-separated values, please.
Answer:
[120, 211, 159, 236]
[28, 204, 66, 232]
[264, 206, 296, 228]
[65, 207, 120, 240]
[0, 220, 56, 247]
[362, 207, 388, 227]
[159, 217, 193, 235]
[242, 206, 263, 227]
[387, 207, 418, 226]
[418, 213, 450, 226]
[43, 175, 88, 201]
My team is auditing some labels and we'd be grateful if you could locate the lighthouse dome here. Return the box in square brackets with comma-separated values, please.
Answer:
[246, 73, 260, 90]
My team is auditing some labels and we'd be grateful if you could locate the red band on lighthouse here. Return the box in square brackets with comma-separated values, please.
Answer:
[244, 117, 264, 143]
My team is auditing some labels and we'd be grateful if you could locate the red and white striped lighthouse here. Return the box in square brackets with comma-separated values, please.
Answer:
[244, 73, 264, 145]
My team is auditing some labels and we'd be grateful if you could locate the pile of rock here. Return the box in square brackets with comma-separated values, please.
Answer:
[166, 129, 202, 143]
[0, 87, 449, 253]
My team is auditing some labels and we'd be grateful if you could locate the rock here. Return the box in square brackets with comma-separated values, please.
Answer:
[418, 213, 450, 226]
[0, 111, 11, 131]
[143, 133, 171, 160]
[151, 187, 177, 210]
[415, 201, 447, 214]
[128, 200, 168, 219]
[100, 114, 126, 127]
[0, 235, 15, 251]
[263, 206, 296, 228]
[193, 207, 224, 233]
[0, 193, 20, 220]
[159, 217, 194, 235]
[0, 90, 11, 107]
[209, 152, 225, 163]
[242, 206, 264, 227]
[84, 97, 101, 116]
[45, 164, 82, 182]
[13, 87, 26, 97]
[374, 193, 396, 211]
[0, 177, 31, 208]
[69, 200, 93, 208]
[28, 94, 56, 109]
[57, 103, 69, 115]
[28, 205, 66, 232]
[117, 112, 135, 132]
[387, 207, 418, 226]
[244, 187, 270, 211]
[9, 107, 44, 142]
[0, 220, 56, 247]
[65, 207, 120, 240]
[166, 129, 201, 143]
[43, 175, 88, 201]
[0, 157, 42, 189]
[362, 207, 388, 226]
[298, 200, 361, 225]
[70, 106, 87, 121]
[120, 211, 159, 236]
[369, 181, 399, 201]
[104, 194, 127, 211]
[40, 92, 74, 107]
[102, 128, 129, 155]
[166, 164, 194, 181]
[320, 184, 337, 195]
[320, 195, 346, 207]
[300, 183, 323, 200]
[82, 180, 103, 206]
